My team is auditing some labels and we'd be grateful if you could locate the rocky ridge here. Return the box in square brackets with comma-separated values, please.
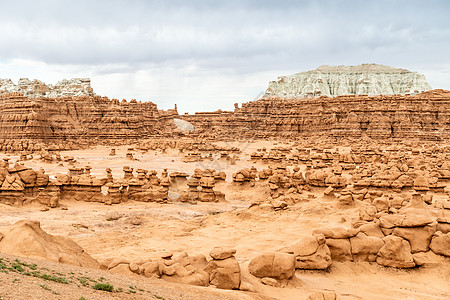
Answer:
[183, 89, 450, 140]
[0, 66, 447, 143]
[265, 64, 432, 98]
[0, 93, 178, 143]
[0, 78, 94, 98]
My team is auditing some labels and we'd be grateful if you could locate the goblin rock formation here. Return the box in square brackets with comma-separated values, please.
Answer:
[264, 64, 431, 98]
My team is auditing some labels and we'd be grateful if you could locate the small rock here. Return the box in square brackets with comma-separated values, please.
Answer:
[161, 251, 173, 259]
[209, 247, 236, 260]
[239, 281, 255, 292]
[105, 211, 122, 221]
[261, 277, 279, 287]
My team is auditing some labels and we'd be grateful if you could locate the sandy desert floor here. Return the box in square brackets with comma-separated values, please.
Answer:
[0, 141, 449, 300]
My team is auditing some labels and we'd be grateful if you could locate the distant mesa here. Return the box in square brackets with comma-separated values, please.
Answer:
[0, 77, 94, 98]
[0, 64, 432, 101]
[264, 63, 432, 99]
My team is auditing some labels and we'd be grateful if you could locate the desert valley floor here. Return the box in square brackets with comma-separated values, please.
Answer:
[0, 140, 449, 300]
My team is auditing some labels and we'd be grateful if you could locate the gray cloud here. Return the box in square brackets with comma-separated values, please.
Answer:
[0, 0, 449, 112]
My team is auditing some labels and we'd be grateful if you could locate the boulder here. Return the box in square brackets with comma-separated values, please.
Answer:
[107, 258, 130, 270]
[379, 214, 402, 229]
[248, 252, 295, 280]
[359, 205, 378, 221]
[392, 225, 436, 253]
[312, 227, 356, 239]
[429, 232, 450, 257]
[379, 213, 433, 228]
[284, 235, 321, 257]
[179, 271, 210, 287]
[209, 247, 236, 260]
[372, 197, 389, 212]
[376, 236, 415, 268]
[401, 215, 434, 227]
[17, 169, 37, 185]
[261, 277, 279, 287]
[413, 251, 448, 266]
[436, 223, 450, 234]
[325, 238, 352, 262]
[162, 262, 209, 287]
[187, 254, 208, 269]
[285, 235, 332, 269]
[350, 233, 384, 261]
[358, 222, 385, 238]
[413, 176, 429, 191]
[109, 263, 136, 276]
[142, 261, 161, 278]
[204, 257, 240, 289]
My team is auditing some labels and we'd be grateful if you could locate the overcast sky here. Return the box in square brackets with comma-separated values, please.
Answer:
[0, 0, 449, 113]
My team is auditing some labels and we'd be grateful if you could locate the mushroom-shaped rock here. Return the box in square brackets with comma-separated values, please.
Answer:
[204, 257, 241, 290]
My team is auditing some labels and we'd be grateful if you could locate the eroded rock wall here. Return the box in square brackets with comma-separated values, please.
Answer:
[0, 88, 449, 142]
[182, 89, 450, 141]
[0, 93, 176, 141]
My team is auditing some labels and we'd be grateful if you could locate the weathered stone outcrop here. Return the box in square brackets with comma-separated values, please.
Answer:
[103, 247, 240, 290]
[1, 84, 449, 142]
[1, 71, 449, 142]
[281, 234, 332, 270]
[376, 235, 415, 268]
[204, 247, 241, 289]
[248, 252, 295, 280]
[182, 89, 450, 141]
[0, 78, 94, 98]
[0, 220, 100, 268]
[264, 64, 431, 99]
[0, 93, 176, 141]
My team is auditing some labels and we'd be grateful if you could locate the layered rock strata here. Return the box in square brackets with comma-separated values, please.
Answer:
[264, 64, 431, 98]
[0, 93, 177, 141]
[0, 78, 94, 98]
[182, 89, 450, 140]
[0, 87, 449, 142]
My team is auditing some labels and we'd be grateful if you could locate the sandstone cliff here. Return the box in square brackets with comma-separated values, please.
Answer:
[1, 89, 448, 143]
[0, 93, 177, 142]
[182, 89, 450, 141]
[265, 64, 432, 98]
